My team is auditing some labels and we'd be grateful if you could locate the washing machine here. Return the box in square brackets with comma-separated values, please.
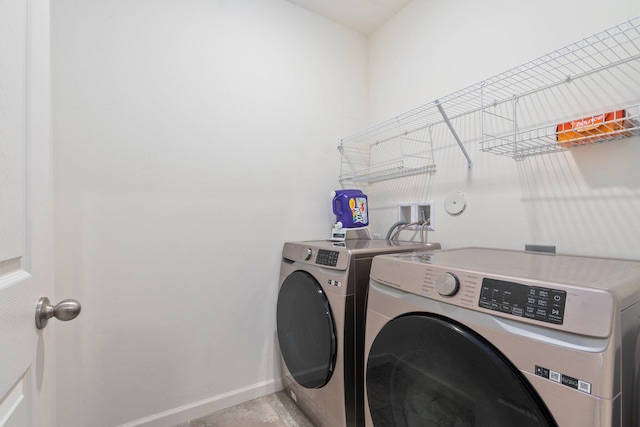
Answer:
[277, 239, 441, 427]
[364, 247, 640, 427]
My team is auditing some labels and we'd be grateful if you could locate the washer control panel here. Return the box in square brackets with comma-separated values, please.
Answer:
[479, 278, 567, 325]
[369, 249, 621, 337]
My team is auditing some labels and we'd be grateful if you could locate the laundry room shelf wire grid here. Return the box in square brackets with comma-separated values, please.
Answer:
[338, 16, 640, 178]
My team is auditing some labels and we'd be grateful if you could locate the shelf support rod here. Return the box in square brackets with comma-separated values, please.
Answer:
[435, 100, 473, 169]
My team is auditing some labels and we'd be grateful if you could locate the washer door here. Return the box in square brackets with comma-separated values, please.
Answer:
[366, 314, 557, 426]
[277, 270, 337, 389]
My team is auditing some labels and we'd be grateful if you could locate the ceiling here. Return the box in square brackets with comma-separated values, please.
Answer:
[285, 0, 413, 35]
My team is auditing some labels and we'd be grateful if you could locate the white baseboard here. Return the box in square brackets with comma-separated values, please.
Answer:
[118, 377, 284, 427]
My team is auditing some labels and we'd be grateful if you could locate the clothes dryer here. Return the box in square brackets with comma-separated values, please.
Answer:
[365, 247, 640, 427]
[277, 239, 440, 427]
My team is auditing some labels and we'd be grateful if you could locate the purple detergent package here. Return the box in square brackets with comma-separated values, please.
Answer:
[332, 189, 368, 228]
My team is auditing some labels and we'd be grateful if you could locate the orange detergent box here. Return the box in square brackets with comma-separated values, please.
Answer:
[556, 110, 631, 147]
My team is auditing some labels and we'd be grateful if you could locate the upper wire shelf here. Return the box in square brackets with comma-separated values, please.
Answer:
[338, 16, 640, 176]
[480, 17, 640, 107]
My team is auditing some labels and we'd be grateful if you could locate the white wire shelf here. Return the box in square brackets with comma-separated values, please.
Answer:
[339, 135, 437, 185]
[480, 104, 640, 158]
[479, 17, 640, 158]
[479, 17, 640, 107]
[339, 159, 436, 185]
[338, 16, 640, 175]
[339, 129, 437, 185]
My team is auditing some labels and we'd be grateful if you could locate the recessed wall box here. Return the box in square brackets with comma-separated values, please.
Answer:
[397, 201, 435, 231]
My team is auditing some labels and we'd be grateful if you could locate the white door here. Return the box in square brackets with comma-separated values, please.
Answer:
[0, 0, 55, 426]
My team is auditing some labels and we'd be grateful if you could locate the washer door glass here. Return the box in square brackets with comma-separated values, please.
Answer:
[277, 270, 337, 389]
[366, 314, 558, 427]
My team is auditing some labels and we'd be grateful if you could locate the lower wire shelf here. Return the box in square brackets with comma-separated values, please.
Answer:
[339, 159, 436, 185]
[480, 104, 640, 159]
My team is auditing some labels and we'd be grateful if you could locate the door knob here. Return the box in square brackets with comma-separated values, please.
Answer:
[35, 297, 82, 329]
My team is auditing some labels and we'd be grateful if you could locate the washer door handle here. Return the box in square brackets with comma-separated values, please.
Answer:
[35, 297, 82, 329]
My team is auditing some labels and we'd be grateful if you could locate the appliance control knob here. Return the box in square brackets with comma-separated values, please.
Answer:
[435, 272, 460, 297]
[302, 248, 313, 261]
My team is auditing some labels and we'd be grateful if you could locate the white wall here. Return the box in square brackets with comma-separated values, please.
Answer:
[51, 1, 640, 425]
[51, 1, 366, 426]
[366, 0, 640, 259]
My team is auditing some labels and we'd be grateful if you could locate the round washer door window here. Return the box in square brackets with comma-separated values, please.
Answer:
[277, 270, 337, 389]
[366, 314, 557, 427]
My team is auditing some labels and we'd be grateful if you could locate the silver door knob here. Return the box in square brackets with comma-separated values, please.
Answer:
[35, 297, 82, 329]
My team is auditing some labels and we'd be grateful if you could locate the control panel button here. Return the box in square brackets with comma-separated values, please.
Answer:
[435, 272, 460, 297]
[302, 248, 312, 261]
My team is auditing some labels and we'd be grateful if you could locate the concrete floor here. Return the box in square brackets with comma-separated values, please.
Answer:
[174, 391, 316, 427]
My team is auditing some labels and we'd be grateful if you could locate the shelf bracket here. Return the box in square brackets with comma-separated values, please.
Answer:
[435, 100, 473, 170]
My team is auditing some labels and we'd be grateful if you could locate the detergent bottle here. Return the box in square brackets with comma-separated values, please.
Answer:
[332, 189, 368, 228]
